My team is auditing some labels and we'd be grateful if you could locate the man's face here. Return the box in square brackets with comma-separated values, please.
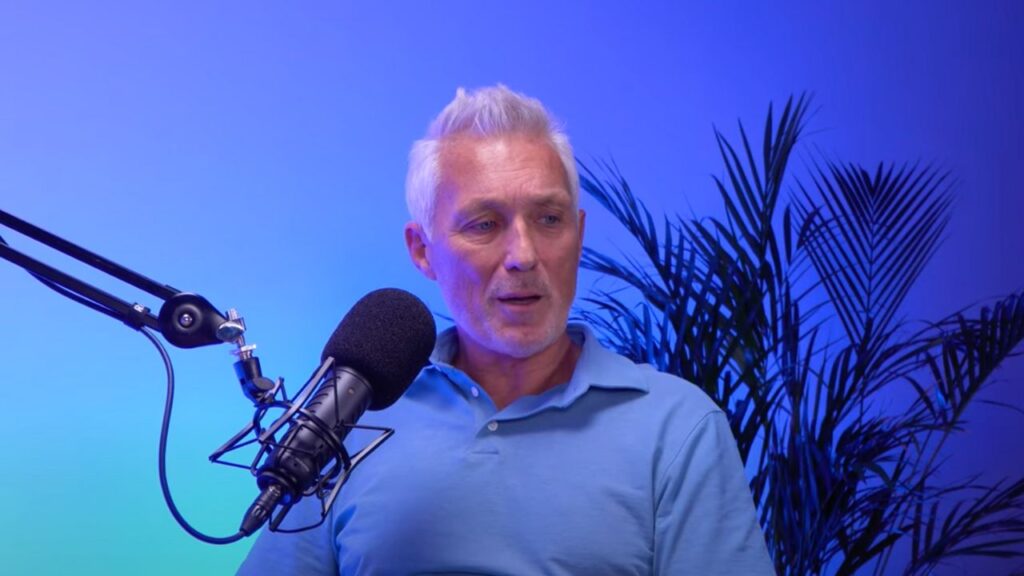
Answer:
[405, 133, 585, 360]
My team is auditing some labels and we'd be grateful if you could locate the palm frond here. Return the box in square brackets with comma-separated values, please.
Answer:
[917, 291, 1024, 427]
[795, 161, 954, 360]
[578, 95, 1024, 575]
[785, 157, 986, 573]
[905, 479, 1024, 575]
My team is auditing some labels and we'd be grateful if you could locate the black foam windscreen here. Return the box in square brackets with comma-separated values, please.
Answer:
[320, 288, 436, 410]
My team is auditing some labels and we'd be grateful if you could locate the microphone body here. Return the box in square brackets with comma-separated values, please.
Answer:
[239, 288, 436, 536]
[241, 367, 373, 535]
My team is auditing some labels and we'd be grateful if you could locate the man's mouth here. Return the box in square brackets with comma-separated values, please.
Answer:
[497, 294, 543, 305]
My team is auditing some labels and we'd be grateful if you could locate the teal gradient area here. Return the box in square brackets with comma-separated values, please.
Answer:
[1, 2, 1021, 574]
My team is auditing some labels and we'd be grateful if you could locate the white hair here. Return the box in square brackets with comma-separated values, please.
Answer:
[405, 85, 579, 239]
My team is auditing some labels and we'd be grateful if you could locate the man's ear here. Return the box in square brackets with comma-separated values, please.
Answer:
[576, 208, 586, 258]
[404, 222, 437, 280]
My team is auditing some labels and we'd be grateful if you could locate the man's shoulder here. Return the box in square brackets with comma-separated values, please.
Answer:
[639, 362, 720, 408]
[615, 358, 725, 436]
[576, 335, 736, 479]
[574, 323, 722, 420]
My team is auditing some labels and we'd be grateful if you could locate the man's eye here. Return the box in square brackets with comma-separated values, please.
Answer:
[539, 214, 562, 226]
[467, 220, 497, 233]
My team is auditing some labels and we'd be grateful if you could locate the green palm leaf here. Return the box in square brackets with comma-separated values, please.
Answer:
[795, 161, 954, 360]
[578, 96, 1024, 575]
[906, 479, 1024, 575]
[919, 291, 1024, 427]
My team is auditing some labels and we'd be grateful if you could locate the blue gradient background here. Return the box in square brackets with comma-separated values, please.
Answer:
[1, 2, 1021, 574]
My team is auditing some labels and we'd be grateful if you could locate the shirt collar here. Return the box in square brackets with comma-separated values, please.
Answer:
[565, 322, 649, 394]
[427, 322, 648, 411]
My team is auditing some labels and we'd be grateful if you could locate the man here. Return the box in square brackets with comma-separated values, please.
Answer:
[238, 85, 774, 575]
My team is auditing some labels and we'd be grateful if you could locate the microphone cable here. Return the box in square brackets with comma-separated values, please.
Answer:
[142, 326, 245, 544]
[1, 232, 245, 544]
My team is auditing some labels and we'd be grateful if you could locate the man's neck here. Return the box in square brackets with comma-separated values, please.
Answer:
[453, 331, 581, 411]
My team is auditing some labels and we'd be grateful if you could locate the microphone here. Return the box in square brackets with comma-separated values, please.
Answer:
[240, 288, 436, 535]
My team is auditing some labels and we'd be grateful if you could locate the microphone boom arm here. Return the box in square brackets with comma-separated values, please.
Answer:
[1, 209, 414, 540]
[0, 208, 238, 348]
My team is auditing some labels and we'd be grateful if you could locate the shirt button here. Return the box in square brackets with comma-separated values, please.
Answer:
[487, 421, 499, 432]
[470, 386, 480, 398]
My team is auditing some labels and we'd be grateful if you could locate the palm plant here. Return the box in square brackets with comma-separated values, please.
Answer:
[576, 96, 1024, 575]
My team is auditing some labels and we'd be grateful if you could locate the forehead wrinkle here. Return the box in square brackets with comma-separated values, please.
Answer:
[450, 189, 572, 220]
[434, 135, 574, 236]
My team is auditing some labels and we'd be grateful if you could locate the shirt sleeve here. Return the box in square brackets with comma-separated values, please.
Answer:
[654, 410, 776, 575]
[235, 492, 339, 576]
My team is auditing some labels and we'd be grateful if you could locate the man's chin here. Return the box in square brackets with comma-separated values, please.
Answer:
[485, 326, 564, 359]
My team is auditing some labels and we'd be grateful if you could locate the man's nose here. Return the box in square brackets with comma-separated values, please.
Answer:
[504, 220, 538, 271]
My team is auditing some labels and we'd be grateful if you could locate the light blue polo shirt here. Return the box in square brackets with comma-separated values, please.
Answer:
[237, 323, 774, 575]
